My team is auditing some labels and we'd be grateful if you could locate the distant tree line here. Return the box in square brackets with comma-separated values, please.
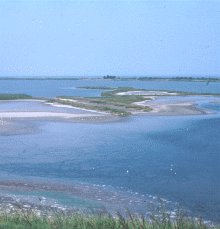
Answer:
[137, 77, 219, 81]
[103, 75, 116, 79]
[101, 76, 219, 81]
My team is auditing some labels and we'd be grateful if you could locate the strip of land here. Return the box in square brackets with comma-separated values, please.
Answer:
[0, 112, 106, 119]
[0, 87, 219, 126]
[1, 76, 220, 82]
[134, 101, 214, 116]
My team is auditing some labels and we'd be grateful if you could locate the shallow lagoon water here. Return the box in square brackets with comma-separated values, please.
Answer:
[0, 80, 219, 222]
[0, 100, 219, 222]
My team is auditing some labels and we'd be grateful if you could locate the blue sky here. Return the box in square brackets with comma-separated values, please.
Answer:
[0, 0, 219, 78]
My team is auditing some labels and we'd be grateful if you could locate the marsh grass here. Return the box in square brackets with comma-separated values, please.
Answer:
[87, 95, 150, 106]
[47, 86, 220, 116]
[0, 94, 32, 100]
[0, 200, 219, 229]
[0, 209, 218, 229]
[101, 87, 220, 97]
[56, 87, 154, 115]
[77, 86, 116, 90]
[101, 87, 141, 97]
[48, 98, 132, 116]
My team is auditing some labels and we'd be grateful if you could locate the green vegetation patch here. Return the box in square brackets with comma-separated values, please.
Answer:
[87, 95, 150, 107]
[101, 87, 145, 97]
[0, 94, 32, 100]
[52, 87, 220, 116]
[77, 86, 116, 90]
[0, 209, 218, 229]
[101, 87, 220, 97]
[57, 87, 153, 115]
[50, 98, 131, 116]
[56, 87, 168, 115]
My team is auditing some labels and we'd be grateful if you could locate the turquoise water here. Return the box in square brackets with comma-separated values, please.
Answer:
[0, 190, 100, 210]
[0, 81, 219, 222]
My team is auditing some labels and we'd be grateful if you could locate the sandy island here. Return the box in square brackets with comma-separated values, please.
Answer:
[0, 100, 121, 135]
[133, 100, 214, 116]
[116, 91, 215, 116]
[0, 97, 215, 121]
[0, 94, 217, 135]
[0, 96, 219, 221]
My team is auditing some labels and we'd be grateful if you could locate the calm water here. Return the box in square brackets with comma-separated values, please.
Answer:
[0, 80, 219, 98]
[0, 80, 219, 223]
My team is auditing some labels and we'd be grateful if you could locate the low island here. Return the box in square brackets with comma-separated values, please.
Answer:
[0, 87, 219, 121]
[0, 86, 219, 136]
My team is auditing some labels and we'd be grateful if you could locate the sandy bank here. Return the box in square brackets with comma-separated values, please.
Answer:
[0, 112, 106, 119]
[46, 102, 110, 114]
[134, 100, 214, 116]
[0, 100, 121, 135]
[117, 91, 178, 96]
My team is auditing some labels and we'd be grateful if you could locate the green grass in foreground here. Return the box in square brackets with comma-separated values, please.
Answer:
[0, 94, 32, 100]
[0, 207, 218, 229]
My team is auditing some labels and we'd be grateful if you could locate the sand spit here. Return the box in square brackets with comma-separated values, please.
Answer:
[134, 100, 214, 116]
[0, 99, 116, 121]
[117, 91, 178, 96]
[0, 113, 120, 136]
[0, 112, 105, 119]
[0, 100, 121, 135]
[0, 96, 216, 124]
[116, 91, 217, 116]
[47, 101, 110, 115]
[0, 111, 120, 125]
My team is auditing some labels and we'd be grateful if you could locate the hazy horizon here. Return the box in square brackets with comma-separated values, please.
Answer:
[0, 1, 219, 78]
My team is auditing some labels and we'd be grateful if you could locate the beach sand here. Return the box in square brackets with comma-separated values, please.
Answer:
[116, 91, 178, 96]
[0, 98, 215, 136]
[133, 100, 214, 116]
[0, 100, 121, 135]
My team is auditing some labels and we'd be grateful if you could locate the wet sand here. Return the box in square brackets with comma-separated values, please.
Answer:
[134, 100, 214, 116]
[117, 90, 178, 96]
[0, 98, 215, 135]
[0, 100, 122, 135]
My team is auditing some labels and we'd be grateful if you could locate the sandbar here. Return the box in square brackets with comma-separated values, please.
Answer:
[117, 91, 178, 96]
[0, 100, 121, 135]
[0, 112, 105, 119]
[134, 100, 214, 116]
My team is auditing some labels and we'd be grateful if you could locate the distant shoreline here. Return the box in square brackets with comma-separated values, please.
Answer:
[0, 77, 220, 82]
